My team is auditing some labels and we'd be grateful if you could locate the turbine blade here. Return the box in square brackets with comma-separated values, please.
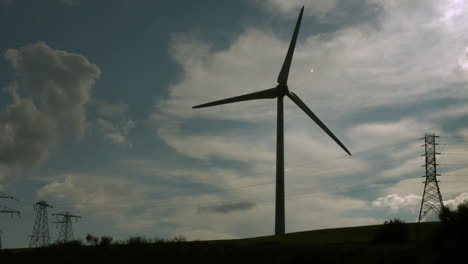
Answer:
[277, 6, 304, 85]
[193, 88, 278, 108]
[287, 92, 352, 156]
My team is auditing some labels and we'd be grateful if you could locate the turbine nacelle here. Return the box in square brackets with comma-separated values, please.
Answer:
[276, 84, 289, 96]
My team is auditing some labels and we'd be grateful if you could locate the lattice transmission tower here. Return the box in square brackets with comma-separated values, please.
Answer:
[53, 212, 81, 243]
[418, 133, 444, 222]
[29, 200, 53, 247]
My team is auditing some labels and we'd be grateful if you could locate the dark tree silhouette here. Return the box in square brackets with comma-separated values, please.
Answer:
[373, 218, 408, 244]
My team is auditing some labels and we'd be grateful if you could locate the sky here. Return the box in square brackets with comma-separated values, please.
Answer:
[1, 0, 468, 249]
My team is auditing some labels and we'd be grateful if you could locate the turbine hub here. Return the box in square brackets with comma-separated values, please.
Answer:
[276, 84, 289, 96]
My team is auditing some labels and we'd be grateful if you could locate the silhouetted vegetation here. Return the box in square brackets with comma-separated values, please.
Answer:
[0, 222, 465, 264]
[49, 239, 83, 248]
[82, 234, 187, 247]
[437, 202, 468, 249]
[85, 233, 99, 246]
[99, 236, 113, 247]
[373, 218, 408, 244]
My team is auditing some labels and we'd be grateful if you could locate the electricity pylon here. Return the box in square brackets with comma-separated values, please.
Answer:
[53, 212, 81, 243]
[29, 200, 53, 247]
[418, 133, 444, 222]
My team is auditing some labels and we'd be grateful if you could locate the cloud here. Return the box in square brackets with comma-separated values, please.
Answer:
[4, 42, 100, 138]
[379, 157, 422, 179]
[256, 0, 382, 26]
[258, 0, 337, 18]
[94, 118, 135, 145]
[1, 42, 100, 172]
[429, 103, 468, 119]
[372, 193, 421, 211]
[347, 119, 438, 154]
[148, 0, 468, 238]
[90, 99, 135, 146]
[444, 192, 468, 209]
[198, 201, 256, 214]
[37, 174, 149, 207]
[157, 126, 274, 163]
[0, 165, 10, 181]
[93, 99, 128, 118]
[37, 173, 159, 231]
[158, 0, 468, 127]
[459, 128, 468, 139]
[165, 191, 378, 240]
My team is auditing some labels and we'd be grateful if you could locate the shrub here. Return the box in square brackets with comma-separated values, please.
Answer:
[373, 218, 408, 244]
[49, 239, 83, 248]
[438, 201, 468, 246]
[170, 235, 187, 243]
[126, 236, 149, 245]
[99, 236, 113, 247]
[85, 234, 99, 246]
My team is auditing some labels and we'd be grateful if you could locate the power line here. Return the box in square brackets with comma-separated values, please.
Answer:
[0, 193, 20, 249]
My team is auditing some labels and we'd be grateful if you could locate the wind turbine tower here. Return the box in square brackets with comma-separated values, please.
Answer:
[193, 6, 351, 235]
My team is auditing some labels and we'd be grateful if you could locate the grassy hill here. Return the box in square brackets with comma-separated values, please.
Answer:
[0, 222, 456, 263]
[235, 222, 440, 245]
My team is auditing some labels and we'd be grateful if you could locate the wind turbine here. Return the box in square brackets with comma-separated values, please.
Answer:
[193, 6, 351, 235]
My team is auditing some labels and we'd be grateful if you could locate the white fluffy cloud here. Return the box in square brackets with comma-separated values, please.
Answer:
[444, 192, 468, 209]
[372, 193, 421, 211]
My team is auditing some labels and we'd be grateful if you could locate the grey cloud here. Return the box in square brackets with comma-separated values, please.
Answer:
[258, 0, 383, 27]
[92, 99, 134, 145]
[198, 201, 256, 214]
[94, 118, 135, 145]
[94, 99, 128, 118]
[0, 42, 100, 170]
[5, 41, 100, 138]
[314, 0, 383, 27]
[0, 85, 57, 165]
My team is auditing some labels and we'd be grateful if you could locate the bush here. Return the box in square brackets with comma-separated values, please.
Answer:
[49, 239, 83, 248]
[438, 202, 468, 246]
[85, 234, 99, 246]
[170, 235, 187, 243]
[373, 218, 408, 244]
[99, 236, 113, 247]
[126, 236, 149, 245]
